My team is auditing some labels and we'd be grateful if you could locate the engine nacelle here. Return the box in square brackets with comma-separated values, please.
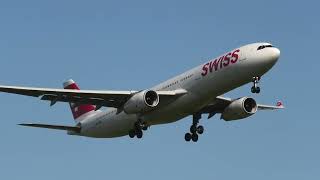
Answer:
[123, 90, 159, 114]
[221, 97, 258, 121]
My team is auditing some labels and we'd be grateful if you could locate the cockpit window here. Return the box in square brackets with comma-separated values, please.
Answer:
[257, 45, 273, 50]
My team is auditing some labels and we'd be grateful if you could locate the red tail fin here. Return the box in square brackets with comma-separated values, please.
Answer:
[63, 79, 96, 121]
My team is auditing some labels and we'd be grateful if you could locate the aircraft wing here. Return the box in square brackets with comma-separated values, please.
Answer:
[256, 103, 285, 110]
[199, 96, 284, 119]
[0, 85, 185, 108]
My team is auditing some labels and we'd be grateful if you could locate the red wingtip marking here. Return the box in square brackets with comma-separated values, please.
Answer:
[276, 101, 283, 107]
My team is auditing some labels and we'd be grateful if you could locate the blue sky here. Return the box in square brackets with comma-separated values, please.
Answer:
[0, 0, 319, 179]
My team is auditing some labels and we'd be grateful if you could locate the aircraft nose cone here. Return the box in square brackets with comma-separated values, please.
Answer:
[270, 47, 280, 63]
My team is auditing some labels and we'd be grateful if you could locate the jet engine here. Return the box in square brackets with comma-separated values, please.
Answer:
[123, 90, 159, 114]
[221, 97, 258, 121]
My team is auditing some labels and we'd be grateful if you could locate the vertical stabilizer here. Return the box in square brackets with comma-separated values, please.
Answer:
[63, 79, 96, 122]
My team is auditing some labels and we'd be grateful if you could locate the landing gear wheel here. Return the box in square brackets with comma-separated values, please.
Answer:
[185, 133, 192, 142]
[191, 133, 198, 142]
[190, 125, 197, 133]
[197, 125, 204, 134]
[255, 87, 260, 93]
[184, 114, 205, 142]
[142, 126, 148, 131]
[251, 87, 256, 93]
[134, 122, 141, 129]
[136, 130, 143, 139]
[129, 130, 135, 138]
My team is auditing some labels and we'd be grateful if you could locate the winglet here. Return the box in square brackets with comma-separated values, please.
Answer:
[276, 101, 284, 108]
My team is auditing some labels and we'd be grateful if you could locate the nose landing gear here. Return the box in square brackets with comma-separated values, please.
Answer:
[185, 114, 204, 142]
[251, 76, 261, 93]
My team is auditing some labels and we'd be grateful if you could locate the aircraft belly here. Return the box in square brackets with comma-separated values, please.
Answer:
[144, 92, 211, 125]
[81, 112, 137, 138]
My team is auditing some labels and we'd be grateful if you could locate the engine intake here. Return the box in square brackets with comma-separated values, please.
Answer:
[221, 97, 258, 121]
[123, 90, 159, 114]
[144, 90, 159, 107]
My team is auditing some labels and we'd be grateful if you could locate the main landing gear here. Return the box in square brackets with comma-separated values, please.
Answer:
[251, 76, 261, 94]
[185, 114, 204, 142]
[129, 120, 148, 139]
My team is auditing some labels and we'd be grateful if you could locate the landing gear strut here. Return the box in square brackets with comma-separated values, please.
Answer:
[128, 120, 148, 139]
[185, 114, 204, 142]
[251, 76, 261, 94]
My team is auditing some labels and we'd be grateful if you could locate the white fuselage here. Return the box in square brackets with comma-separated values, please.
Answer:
[76, 42, 280, 138]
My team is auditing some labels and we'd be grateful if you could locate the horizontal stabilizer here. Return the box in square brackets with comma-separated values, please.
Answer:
[19, 123, 80, 133]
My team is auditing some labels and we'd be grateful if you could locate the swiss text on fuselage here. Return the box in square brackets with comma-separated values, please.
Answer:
[201, 49, 240, 76]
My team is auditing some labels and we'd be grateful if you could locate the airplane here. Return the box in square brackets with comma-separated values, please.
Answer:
[0, 42, 284, 142]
